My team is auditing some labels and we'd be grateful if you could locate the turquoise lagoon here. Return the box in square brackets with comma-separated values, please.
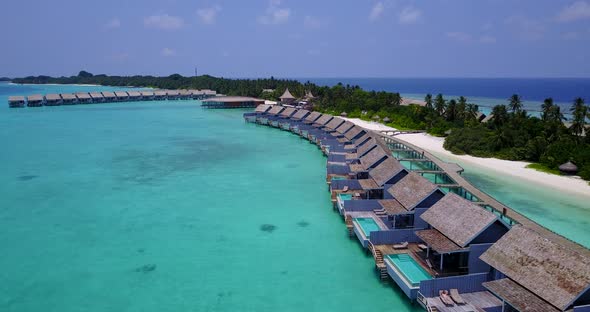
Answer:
[0, 83, 418, 311]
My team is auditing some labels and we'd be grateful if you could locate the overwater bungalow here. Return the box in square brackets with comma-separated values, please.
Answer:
[60, 93, 77, 105]
[127, 91, 142, 101]
[297, 111, 323, 137]
[308, 114, 334, 141]
[27, 94, 44, 107]
[8, 96, 25, 107]
[479, 226, 590, 312]
[244, 104, 272, 122]
[177, 90, 190, 100]
[287, 109, 310, 132]
[257, 105, 284, 125]
[45, 94, 62, 106]
[114, 91, 129, 101]
[140, 90, 155, 100]
[75, 92, 92, 104]
[154, 90, 167, 100]
[276, 107, 297, 129]
[89, 92, 105, 103]
[101, 91, 116, 102]
[166, 90, 180, 100]
[202, 96, 265, 109]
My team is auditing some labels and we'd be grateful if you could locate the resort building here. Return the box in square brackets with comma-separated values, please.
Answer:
[75, 92, 92, 104]
[27, 94, 44, 107]
[480, 226, 590, 312]
[45, 94, 62, 106]
[201, 96, 265, 109]
[279, 88, 296, 105]
[8, 96, 25, 107]
[178, 90, 191, 100]
[60, 93, 77, 105]
[140, 91, 155, 100]
[114, 91, 129, 101]
[89, 92, 105, 103]
[127, 91, 141, 101]
[166, 90, 180, 100]
[101, 91, 116, 102]
[154, 90, 167, 100]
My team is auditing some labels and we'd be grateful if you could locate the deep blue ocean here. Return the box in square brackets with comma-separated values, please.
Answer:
[300, 77, 590, 114]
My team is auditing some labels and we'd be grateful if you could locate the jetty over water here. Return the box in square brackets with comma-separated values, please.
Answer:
[243, 104, 590, 312]
[7, 89, 217, 108]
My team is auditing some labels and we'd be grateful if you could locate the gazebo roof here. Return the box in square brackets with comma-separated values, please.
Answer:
[279, 88, 295, 100]
[559, 161, 578, 173]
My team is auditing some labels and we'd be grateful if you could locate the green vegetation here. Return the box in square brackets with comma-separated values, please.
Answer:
[12, 72, 590, 182]
[525, 163, 561, 175]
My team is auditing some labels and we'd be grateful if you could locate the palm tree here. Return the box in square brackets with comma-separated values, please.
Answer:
[446, 99, 457, 121]
[508, 94, 522, 113]
[434, 94, 446, 116]
[457, 96, 467, 120]
[424, 94, 433, 110]
[570, 97, 587, 138]
[491, 104, 509, 129]
[466, 103, 479, 120]
[541, 98, 554, 122]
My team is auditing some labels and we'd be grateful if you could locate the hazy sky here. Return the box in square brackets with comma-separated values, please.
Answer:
[2, 0, 590, 78]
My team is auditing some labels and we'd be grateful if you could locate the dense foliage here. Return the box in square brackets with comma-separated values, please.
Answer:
[12, 72, 590, 181]
[444, 96, 590, 181]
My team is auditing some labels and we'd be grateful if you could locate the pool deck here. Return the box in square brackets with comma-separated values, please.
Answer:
[425, 291, 502, 312]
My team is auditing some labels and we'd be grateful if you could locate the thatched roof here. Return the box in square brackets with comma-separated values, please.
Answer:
[255, 104, 271, 113]
[45, 94, 61, 100]
[114, 91, 129, 97]
[349, 163, 366, 173]
[101, 92, 116, 98]
[401, 98, 426, 106]
[354, 133, 371, 147]
[167, 90, 180, 96]
[204, 96, 264, 103]
[372, 115, 380, 120]
[305, 90, 315, 99]
[479, 225, 590, 311]
[383, 117, 391, 123]
[368, 157, 406, 186]
[335, 121, 355, 134]
[127, 91, 141, 97]
[202, 89, 216, 95]
[75, 92, 91, 99]
[559, 161, 578, 173]
[314, 114, 333, 126]
[279, 107, 297, 117]
[416, 229, 464, 254]
[481, 113, 494, 123]
[420, 192, 498, 247]
[325, 117, 345, 131]
[359, 147, 388, 170]
[60, 93, 76, 100]
[140, 91, 154, 96]
[483, 278, 560, 312]
[267, 105, 285, 115]
[340, 112, 348, 117]
[387, 172, 438, 210]
[279, 88, 295, 100]
[378, 199, 409, 215]
[357, 138, 377, 156]
[305, 111, 322, 122]
[292, 109, 310, 120]
[89, 92, 103, 99]
[27, 94, 43, 101]
[178, 90, 191, 95]
[154, 90, 167, 96]
[8, 96, 25, 101]
[359, 179, 379, 190]
[344, 126, 364, 140]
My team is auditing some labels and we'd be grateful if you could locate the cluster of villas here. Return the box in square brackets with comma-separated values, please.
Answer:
[244, 104, 590, 312]
[7, 89, 217, 108]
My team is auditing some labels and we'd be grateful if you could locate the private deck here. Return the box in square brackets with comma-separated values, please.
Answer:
[424, 291, 502, 312]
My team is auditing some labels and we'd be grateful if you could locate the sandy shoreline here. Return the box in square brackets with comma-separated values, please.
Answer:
[343, 117, 590, 198]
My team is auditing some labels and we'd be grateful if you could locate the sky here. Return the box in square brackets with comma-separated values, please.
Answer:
[1, 0, 590, 78]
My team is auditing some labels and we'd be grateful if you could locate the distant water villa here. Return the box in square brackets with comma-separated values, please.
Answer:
[244, 104, 590, 312]
[7, 89, 217, 107]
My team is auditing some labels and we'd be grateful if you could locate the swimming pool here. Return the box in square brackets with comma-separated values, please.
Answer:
[338, 193, 352, 200]
[386, 254, 432, 287]
[354, 217, 380, 237]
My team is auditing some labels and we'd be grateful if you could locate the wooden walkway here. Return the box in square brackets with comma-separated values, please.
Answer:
[376, 132, 590, 257]
[426, 291, 502, 312]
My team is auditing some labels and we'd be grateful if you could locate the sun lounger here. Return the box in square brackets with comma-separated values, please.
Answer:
[393, 241, 408, 249]
[450, 289, 466, 305]
[439, 290, 454, 306]
[342, 186, 349, 192]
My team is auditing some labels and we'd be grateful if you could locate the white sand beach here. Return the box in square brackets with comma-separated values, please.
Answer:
[343, 117, 590, 198]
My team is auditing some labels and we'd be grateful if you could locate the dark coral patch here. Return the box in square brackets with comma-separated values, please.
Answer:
[296, 220, 309, 227]
[260, 224, 277, 233]
[17, 175, 38, 181]
[135, 264, 156, 273]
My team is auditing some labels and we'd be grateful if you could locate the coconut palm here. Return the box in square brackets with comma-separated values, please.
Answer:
[541, 98, 554, 122]
[570, 97, 587, 138]
[434, 94, 446, 116]
[508, 94, 522, 113]
[466, 103, 479, 120]
[424, 94, 433, 110]
[456, 96, 467, 120]
[491, 104, 509, 129]
[446, 99, 457, 121]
